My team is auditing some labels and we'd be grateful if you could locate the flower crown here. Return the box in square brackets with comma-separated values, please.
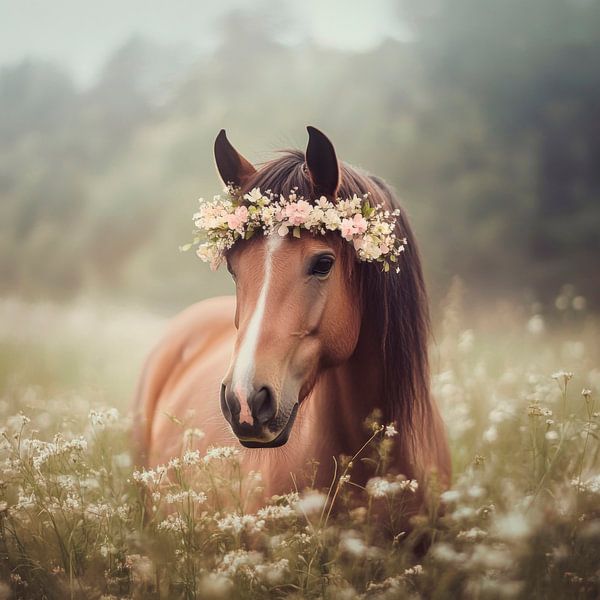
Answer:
[185, 186, 407, 272]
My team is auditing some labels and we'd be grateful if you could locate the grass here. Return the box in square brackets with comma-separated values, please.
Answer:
[0, 292, 599, 599]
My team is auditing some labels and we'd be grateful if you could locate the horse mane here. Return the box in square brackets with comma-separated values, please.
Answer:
[239, 150, 433, 463]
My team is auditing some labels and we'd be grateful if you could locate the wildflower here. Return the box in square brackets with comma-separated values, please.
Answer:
[219, 549, 263, 577]
[366, 476, 418, 498]
[255, 559, 289, 585]
[294, 490, 327, 515]
[157, 514, 188, 534]
[85, 502, 114, 521]
[403, 564, 424, 576]
[183, 427, 205, 443]
[384, 423, 398, 437]
[89, 407, 120, 429]
[551, 371, 573, 384]
[132, 465, 167, 487]
[366, 576, 404, 594]
[339, 532, 367, 558]
[582, 388, 592, 400]
[457, 527, 488, 542]
[164, 490, 207, 505]
[256, 503, 295, 521]
[182, 450, 201, 466]
[216, 513, 265, 534]
[203, 446, 240, 463]
[528, 403, 552, 417]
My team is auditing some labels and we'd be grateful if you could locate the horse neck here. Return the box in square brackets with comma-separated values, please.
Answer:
[305, 312, 448, 486]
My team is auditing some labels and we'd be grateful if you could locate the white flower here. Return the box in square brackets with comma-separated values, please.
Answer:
[157, 514, 188, 534]
[217, 513, 265, 534]
[294, 491, 327, 515]
[339, 533, 367, 558]
[164, 490, 207, 505]
[203, 446, 240, 463]
[403, 564, 424, 576]
[132, 465, 167, 487]
[551, 371, 573, 383]
[256, 503, 295, 521]
[366, 476, 418, 498]
[183, 427, 205, 443]
[219, 549, 263, 577]
[244, 188, 264, 203]
[89, 407, 120, 429]
[182, 450, 201, 466]
[384, 423, 398, 437]
[255, 558, 289, 585]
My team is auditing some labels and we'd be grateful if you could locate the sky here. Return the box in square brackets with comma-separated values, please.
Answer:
[0, 0, 403, 86]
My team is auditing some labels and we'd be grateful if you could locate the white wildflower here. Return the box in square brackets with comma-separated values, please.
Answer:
[157, 514, 188, 534]
[384, 423, 398, 437]
[294, 490, 327, 515]
[89, 407, 120, 429]
[203, 446, 240, 463]
[164, 490, 207, 505]
[366, 476, 418, 498]
[216, 513, 265, 534]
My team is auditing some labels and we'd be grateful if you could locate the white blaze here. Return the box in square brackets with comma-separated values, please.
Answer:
[232, 235, 282, 423]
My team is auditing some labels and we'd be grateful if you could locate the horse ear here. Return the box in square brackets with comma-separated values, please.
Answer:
[305, 126, 340, 198]
[214, 129, 257, 188]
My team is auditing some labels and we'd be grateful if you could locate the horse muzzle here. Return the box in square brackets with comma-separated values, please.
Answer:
[220, 383, 299, 447]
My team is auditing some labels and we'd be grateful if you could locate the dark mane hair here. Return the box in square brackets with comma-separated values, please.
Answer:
[240, 150, 432, 462]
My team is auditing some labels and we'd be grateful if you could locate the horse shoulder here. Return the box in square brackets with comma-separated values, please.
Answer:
[132, 296, 236, 465]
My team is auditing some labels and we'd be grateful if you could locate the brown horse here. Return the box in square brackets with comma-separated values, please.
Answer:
[133, 126, 450, 506]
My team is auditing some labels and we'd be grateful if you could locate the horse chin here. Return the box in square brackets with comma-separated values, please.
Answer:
[239, 403, 299, 449]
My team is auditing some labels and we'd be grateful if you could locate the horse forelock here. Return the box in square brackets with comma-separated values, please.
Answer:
[237, 150, 433, 463]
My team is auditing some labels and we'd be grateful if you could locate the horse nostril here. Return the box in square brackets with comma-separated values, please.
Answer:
[220, 383, 240, 421]
[251, 387, 276, 425]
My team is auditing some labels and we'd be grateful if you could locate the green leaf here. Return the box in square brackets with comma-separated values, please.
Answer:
[179, 243, 192, 252]
[245, 228, 255, 240]
[293, 226, 301, 238]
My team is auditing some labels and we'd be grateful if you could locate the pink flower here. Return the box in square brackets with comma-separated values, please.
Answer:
[340, 218, 356, 241]
[226, 206, 249, 231]
[284, 200, 312, 226]
[352, 214, 368, 234]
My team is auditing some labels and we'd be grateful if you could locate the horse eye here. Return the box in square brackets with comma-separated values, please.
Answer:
[311, 255, 334, 278]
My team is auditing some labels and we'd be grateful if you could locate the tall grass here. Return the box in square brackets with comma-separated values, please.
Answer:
[0, 294, 599, 599]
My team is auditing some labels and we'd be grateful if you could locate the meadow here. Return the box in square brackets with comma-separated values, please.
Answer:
[0, 289, 599, 599]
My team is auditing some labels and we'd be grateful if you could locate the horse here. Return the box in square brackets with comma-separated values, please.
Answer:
[133, 126, 450, 511]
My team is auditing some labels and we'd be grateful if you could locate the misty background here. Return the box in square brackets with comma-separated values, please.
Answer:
[2, 0, 599, 316]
